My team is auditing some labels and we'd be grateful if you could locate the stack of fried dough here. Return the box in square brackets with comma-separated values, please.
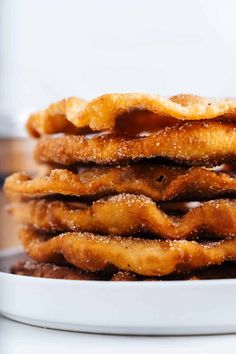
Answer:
[4, 93, 236, 281]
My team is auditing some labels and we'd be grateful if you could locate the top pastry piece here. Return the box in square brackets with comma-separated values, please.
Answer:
[26, 94, 236, 137]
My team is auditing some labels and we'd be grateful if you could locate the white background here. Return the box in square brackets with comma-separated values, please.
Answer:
[0, 0, 236, 134]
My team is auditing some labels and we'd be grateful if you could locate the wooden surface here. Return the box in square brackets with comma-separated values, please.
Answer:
[0, 191, 20, 250]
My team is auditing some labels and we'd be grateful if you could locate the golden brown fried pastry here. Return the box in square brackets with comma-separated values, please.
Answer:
[111, 263, 236, 281]
[183, 262, 236, 280]
[11, 260, 102, 280]
[4, 165, 236, 201]
[9, 196, 236, 240]
[27, 94, 236, 136]
[26, 98, 87, 137]
[11, 260, 236, 281]
[20, 228, 236, 276]
[111, 271, 139, 281]
[34, 122, 236, 166]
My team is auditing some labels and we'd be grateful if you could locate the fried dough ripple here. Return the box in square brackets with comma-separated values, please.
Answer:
[27, 94, 236, 136]
[20, 228, 236, 276]
[10, 196, 236, 239]
[34, 122, 236, 166]
[4, 165, 236, 201]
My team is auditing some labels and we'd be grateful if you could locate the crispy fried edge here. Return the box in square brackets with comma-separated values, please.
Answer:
[34, 122, 236, 166]
[111, 263, 236, 281]
[27, 94, 236, 136]
[26, 98, 87, 137]
[11, 260, 236, 281]
[4, 165, 236, 201]
[11, 260, 102, 280]
[20, 228, 236, 276]
[10, 196, 236, 239]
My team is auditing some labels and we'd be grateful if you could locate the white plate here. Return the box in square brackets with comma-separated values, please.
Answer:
[1, 248, 236, 335]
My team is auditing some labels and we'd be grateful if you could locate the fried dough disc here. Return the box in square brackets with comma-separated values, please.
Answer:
[11, 260, 236, 281]
[34, 122, 236, 166]
[111, 263, 236, 281]
[27, 94, 236, 136]
[11, 260, 102, 280]
[10, 196, 236, 239]
[4, 165, 236, 201]
[20, 228, 236, 276]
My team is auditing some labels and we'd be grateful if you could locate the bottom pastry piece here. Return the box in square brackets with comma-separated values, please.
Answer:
[11, 260, 236, 281]
[19, 228, 236, 276]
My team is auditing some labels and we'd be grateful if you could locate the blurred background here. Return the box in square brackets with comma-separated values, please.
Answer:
[0, 0, 236, 247]
[1, 0, 236, 135]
